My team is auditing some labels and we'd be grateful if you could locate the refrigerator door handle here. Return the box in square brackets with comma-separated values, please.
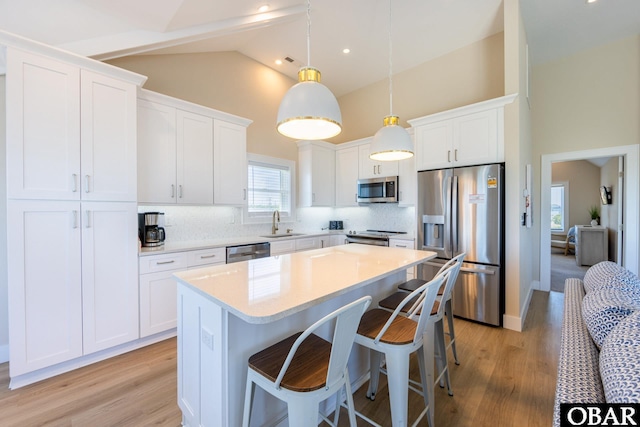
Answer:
[451, 175, 459, 254]
[460, 266, 496, 275]
[444, 175, 453, 259]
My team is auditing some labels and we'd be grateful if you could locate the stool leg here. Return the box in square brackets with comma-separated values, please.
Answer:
[417, 346, 434, 427]
[343, 370, 358, 427]
[366, 349, 383, 400]
[385, 351, 410, 427]
[445, 299, 459, 365]
[242, 372, 255, 427]
[436, 319, 453, 396]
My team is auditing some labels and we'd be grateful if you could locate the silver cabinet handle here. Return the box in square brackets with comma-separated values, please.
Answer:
[372, 165, 376, 175]
[243, 189, 247, 201]
[355, 194, 357, 203]
[455, 149, 458, 161]
[448, 150, 451, 162]
[200, 254, 216, 259]
[179, 185, 183, 198]
[85, 210, 91, 228]
[72, 210, 78, 229]
[377, 165, 381, 174]
[84, 175, 90, 193]
[171, 184, 175, 198]
[72, 174, 78, 192]
[395, 244, 408, 248]
[156, 260, 175, 265]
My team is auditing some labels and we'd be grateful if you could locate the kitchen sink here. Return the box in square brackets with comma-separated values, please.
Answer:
[260, 233, 305, 238]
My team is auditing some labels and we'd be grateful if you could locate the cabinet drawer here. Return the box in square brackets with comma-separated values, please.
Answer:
[271, 239, 296, 255]
[139, 252, 188, 274]
[295, 237, 320, 252]
[187, 247, 226, 267]
[389, 239, 414, 249]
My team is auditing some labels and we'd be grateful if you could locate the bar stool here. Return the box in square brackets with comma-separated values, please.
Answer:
[377, 253, 464, 397]
[354, 272, 449, 427]
[397, 255, 465, 365]
[242, 296, 371, 427]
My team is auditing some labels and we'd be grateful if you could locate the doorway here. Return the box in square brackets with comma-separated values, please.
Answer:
[540, 144, 639, 292]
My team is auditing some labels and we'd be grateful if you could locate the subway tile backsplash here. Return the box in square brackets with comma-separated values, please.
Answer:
[138, 205, 415, 242]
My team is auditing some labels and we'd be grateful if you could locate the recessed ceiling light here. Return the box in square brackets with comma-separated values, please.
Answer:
[586, 0, 597, 3]
[342, 48, 351, 54]
[258, 4, 270, 12]
[275, 59, 283, 65]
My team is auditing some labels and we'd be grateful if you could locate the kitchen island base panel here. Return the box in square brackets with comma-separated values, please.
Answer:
[177, 272, 404, 427]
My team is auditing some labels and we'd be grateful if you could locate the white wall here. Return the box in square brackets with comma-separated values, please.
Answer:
[0, 75, 8, 360]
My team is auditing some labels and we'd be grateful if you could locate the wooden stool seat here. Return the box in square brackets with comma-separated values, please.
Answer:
[248, 332, 330, 392]
[378, 292, 440, 316]
[397, 278, 426, 292]
[357, 309, 418, 345]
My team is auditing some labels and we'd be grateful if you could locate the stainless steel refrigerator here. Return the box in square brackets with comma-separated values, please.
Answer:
[417, 163, 504, 326]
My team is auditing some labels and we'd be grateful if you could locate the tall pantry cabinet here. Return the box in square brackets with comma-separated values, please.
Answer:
[4, 43, 146, 383]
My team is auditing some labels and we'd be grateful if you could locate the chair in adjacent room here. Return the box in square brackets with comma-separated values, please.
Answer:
[353, 270, 449, 427]
[564, 225, 576, 255]
[241, 296, 371, 427]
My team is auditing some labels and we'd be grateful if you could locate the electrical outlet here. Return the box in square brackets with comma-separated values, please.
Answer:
[201, 328, 214, 350]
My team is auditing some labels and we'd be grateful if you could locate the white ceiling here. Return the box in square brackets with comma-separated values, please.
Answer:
[1, 0, 639, 97]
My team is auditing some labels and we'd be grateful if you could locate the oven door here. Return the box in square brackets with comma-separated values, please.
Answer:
[346, 236, 389, 246]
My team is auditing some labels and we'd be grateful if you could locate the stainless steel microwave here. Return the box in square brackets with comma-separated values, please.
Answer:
[357, 176, 398, 203]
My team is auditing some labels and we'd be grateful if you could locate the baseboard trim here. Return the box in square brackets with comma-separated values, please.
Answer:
[9, 329, 176, 389]
[503, 284, 535, 332]
[0, 344, 8, 363]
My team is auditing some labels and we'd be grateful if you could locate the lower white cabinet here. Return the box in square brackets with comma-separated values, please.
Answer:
[330, 234, 348, 246]
[270, 239, 297, 255]
[8, 200, 139, 377]
[389, 238, 416, 280]
[139, 248, 225, 338]
[295, 237, 320, 252]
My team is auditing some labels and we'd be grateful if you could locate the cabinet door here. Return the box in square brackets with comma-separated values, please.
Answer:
[177, 109, 214, 204]
[137, 100, 177, 204]
[8, 200, 83, 376]
[214, 120, 248, 205]
[270, 239, 296, 255]
[80, 71, 137, 202]
[330, 234, 348, 246]
[299, 143, 335, 207]
[358, 143, 398, 179]
[414, 121, 453, 171]
[453, 109, 498, 166]
[295, 237, 320, 252]
[335, 146, 359, 207]
[139, 270, 179, 337]
[81, 202, 139, 354]
[6, 49, 81, 200]
[398, 145, 416, 207]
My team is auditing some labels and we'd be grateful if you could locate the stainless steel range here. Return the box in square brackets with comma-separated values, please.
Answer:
[345, 230, 408, 246]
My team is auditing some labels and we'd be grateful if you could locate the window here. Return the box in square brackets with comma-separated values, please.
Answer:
[244, 154, 296, 223]
[550, 182, 569, 232]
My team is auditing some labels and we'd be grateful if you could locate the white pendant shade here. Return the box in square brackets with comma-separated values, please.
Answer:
[276, 72, 342, 140]
[370, 116, 413, 161]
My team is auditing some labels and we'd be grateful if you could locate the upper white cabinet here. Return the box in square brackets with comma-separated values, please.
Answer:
[358, 142, 399, 179]
[297, 141, 335, 207]
[409, 94, 517, 171]
[214, 120, 248, 205]
[335, 146, 359, 207]
[137, 90, 251, 206]
[7, 49, 137, 201]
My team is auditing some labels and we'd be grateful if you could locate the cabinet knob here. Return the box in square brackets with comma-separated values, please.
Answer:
[447, 150, 451, 162]
[454, 149, 458, 161]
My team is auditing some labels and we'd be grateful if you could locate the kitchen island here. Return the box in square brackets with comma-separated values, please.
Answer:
[174, 244, 435, 426]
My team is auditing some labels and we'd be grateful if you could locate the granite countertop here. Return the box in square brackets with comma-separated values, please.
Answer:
[173, 244, 434, 324]
[139, 230, 415, 256]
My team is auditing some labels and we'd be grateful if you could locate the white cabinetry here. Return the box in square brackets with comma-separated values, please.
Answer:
[139, 247, 225, 338]
[7, 49, 137, 201]
[358, 142, 399, 179]
[409, 94, 517, 171]
[5, 44, 144, 382]
[214, 120, 248, 205]
[330, 234, 348, 247]
[335, 146, 359, 207]
[297, 141, 335, 207]
[398, 133, 416, 206]
[270, 239, 297, 255]
[295, 237, 320, 251]
[137, 90, 251, 206]
[389, 238, 416, 279]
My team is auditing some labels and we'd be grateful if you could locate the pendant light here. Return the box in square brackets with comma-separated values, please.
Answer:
[276, 0, 342, 140]
[369, 0, 413, 161]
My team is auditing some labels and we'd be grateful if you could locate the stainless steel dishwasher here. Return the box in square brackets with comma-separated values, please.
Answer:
[226, 242, 270, 263]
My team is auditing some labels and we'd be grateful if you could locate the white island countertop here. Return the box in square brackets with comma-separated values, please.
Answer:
[174, 244, 435, 324]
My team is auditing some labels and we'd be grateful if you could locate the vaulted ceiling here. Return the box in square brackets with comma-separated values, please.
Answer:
[1, 0, 638, 96]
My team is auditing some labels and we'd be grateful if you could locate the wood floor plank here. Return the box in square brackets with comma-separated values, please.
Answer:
[0, 291, 562, 427]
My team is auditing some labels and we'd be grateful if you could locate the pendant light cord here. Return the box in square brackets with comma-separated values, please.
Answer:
[307, 0, 311, 67]
[388, 0, 393, 117]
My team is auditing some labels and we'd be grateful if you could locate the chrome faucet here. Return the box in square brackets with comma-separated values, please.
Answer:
[272, 210, 280, 235]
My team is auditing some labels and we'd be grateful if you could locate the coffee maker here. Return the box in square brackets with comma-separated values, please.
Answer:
[138, 212, 166, 247]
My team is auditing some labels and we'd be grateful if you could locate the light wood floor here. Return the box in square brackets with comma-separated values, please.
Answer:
[0, 290, 562, 426]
